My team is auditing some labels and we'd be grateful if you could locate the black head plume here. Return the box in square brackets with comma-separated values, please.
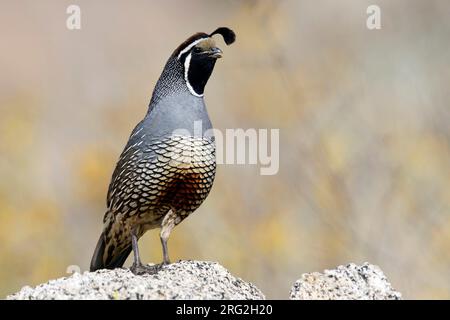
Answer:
[209, 27, 236, 45]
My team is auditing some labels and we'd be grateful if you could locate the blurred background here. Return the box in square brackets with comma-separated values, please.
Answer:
[1, 0, 449, 299]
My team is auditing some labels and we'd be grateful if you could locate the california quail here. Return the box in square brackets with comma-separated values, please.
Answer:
[90, 27, 235, 275]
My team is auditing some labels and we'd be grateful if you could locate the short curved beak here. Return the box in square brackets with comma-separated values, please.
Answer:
[207, 47, 223, 59]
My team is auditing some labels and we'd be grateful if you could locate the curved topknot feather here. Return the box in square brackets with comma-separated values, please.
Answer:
[209, 27, 236, 45]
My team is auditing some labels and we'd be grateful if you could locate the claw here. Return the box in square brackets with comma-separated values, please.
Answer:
[130, 263, 162, 275]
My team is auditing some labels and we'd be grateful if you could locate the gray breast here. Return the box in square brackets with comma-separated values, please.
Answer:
[144, 91, 213, 138]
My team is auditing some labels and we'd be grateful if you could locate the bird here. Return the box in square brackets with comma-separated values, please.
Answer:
[90, 27, 236, 275]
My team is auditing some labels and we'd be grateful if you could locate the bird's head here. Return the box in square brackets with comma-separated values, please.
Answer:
[172, 27, 236, 97]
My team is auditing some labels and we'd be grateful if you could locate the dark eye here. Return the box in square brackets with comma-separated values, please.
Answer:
[193, 47, 202, 54]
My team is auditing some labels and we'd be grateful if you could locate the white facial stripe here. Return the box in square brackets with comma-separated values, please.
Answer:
[177, 38, 209, 60]
[184, 52, 203, 97]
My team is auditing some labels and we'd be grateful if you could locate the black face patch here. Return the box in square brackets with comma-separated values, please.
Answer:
[186, 52, 217, 96]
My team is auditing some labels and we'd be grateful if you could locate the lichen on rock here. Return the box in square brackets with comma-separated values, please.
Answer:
[290, 262, 402, 300]
[8, 260, 265, 300]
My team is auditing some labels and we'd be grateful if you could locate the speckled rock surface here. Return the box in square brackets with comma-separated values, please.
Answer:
[8, 260, 265, 300]
[290, 262, 402, 300]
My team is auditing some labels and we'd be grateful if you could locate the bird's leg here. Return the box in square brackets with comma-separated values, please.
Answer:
[131, 231, 141, 266]
[159, 210, 177, 266]
[130, 230, 160, 275]
[160, 231, 171, 265]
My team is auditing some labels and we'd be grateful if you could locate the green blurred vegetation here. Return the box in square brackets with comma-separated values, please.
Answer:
[0, 0, 449, 299]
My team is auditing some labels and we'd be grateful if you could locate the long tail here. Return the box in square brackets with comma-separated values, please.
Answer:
[90, 232, 132, 271]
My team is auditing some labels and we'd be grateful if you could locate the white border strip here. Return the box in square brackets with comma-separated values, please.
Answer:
[184, 53, 203, 97]
[177, 38, 209, 60]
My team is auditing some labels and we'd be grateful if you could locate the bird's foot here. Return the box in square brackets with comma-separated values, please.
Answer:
[130, 263, 163, 275]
